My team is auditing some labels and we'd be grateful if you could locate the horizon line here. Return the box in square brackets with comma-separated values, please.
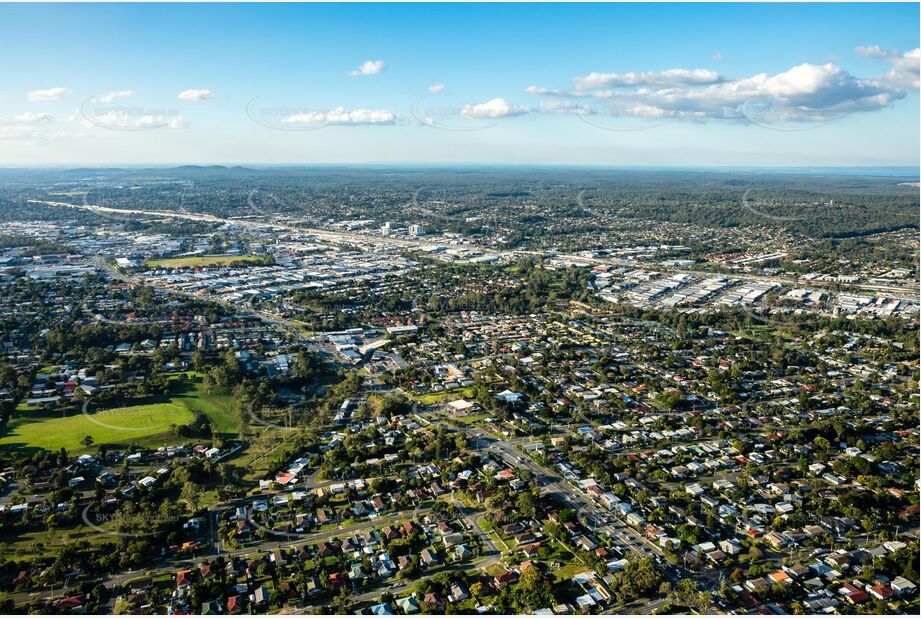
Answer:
[2, 163, 918, 171]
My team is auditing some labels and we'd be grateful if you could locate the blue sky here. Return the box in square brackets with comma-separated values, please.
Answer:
[0, 2, 918, 166]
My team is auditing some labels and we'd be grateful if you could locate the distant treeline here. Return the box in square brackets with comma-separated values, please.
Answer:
[1, 167, 917, 239]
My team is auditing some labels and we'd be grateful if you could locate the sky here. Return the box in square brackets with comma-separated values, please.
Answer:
[0, 2, 918, 167]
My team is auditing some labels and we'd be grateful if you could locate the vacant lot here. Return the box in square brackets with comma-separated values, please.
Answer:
[144, 254, 270, 269]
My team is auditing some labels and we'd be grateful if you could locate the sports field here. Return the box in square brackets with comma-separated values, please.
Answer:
[144, 254, 269, 268]
[0, 403, 194, 454]
[0, 374, 239, 455]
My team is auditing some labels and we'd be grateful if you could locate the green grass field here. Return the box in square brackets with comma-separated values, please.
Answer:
[410, 386, 476, 405]
[145, 254, 270, 269]
[171, 376, 239, 434]
[0, 403, 195, 454]
[0, 520, 112, 563]
[0, 374, 240, 455]
[454, 412, 493, 426]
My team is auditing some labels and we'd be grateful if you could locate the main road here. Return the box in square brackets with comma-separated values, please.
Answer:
[463, 426, 669, 559]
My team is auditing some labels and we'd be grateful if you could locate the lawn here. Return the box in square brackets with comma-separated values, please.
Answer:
[551, 562, 590, 582]
[736, 324, 799, 342]
[454, 412, 493, 426]
[410, 386, 476, 405]
[144, 254, 270, 269]
[0, 374, 240, 455]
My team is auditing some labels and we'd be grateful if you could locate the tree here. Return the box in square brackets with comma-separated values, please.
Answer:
[675, 578, 699, 607]
[191, 350, 207, 371]
[542, 521, 562, 541]
[469, 582, 484, 600]
[659, 581, 673, 601]
[516, 491, 537, 519]
[136, 286, 155, 307]
[180, 481, 200, 512]
[331, 587, 352, 614]
[516, 567, 554, 610]
[695, 591, 712, 614]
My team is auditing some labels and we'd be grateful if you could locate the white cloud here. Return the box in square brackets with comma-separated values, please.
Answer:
[711, 52, 723, 62]
[97, 90, 135, 103]
[348, 60, 385, 77]
[13, 112, 54, 124]
[0, 113, 87, 141]
[731, 63, 846, 98]
[283, 107, 395, 125]
[460, 98, 529, 118]
[137, 115, 185, 129]
[572, 68, 722, 91]
[883, 48, 920, 90]
[428, 83, 445, 94]
[538, 100, 592, 114]
[623, 104, 672, 118]
[177, 89, 214, 101]
[853, 45, 919, 89]
[86, 111, 186, 130]
[648, 63, 902, 119]
[526, 85, 576, 97]
[855, 45, 887, 58]
[527, 60, 911, 123]
[26, 87, 72, 102]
